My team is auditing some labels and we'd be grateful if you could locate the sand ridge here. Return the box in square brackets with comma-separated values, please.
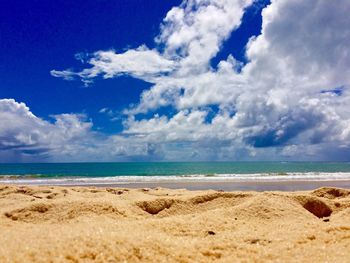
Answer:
[1, 185, 350, 262]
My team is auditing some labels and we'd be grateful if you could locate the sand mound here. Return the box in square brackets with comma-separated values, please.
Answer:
[330, 207, 350, 223]
[3, 201, 125, 223]
[137, 198, 176, 214]
[188, 192, 250, 204]
[311, 187, 350, 199]
[231, 194, 310, 221]
[136, 192, 253, 217]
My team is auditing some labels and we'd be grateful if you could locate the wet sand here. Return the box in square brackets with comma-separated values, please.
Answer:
[85, 179, 350, 191]
[1, 184, 350, 262]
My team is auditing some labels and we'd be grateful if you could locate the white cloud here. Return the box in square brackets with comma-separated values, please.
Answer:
[33, 0, 350, 160]
[0, 99, 170, 162]
[0, 99, 96, 161]
[157, 0, 254, 73]
[51, 46, 176, 86]
[244, 0, 350, 90]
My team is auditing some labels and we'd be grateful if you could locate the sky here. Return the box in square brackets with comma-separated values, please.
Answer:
[0, 0, 350, 162]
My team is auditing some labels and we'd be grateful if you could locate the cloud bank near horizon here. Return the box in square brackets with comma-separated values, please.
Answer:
[2, 0, 350, 162]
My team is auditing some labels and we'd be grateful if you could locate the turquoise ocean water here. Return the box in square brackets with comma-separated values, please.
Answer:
[1, 162, 350, 186]
[1, 162, 350, 177]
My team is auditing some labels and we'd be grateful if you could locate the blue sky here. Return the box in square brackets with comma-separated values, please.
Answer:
[1, 0, 350, 162]
[1, 0, 182, 134]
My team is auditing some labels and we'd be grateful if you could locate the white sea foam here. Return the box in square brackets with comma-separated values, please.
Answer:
[1, 172, 350, 186]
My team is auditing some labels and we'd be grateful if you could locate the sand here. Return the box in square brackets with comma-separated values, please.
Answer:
[1, 185, 350, 262]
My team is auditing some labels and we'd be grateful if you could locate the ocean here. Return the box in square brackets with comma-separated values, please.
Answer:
[1, 162, 350, 186]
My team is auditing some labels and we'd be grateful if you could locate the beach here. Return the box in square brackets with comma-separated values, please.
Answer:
[1, 184, 350, 262]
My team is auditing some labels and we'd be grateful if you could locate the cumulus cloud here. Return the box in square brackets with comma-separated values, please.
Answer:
[28, 0, 350, 160]
[157, 0, 254, 73]
[0, 99, 169, 162]
[0, 99, 94, 161]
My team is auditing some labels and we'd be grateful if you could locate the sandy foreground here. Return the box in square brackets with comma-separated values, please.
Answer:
[1, 185, 350, 262]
